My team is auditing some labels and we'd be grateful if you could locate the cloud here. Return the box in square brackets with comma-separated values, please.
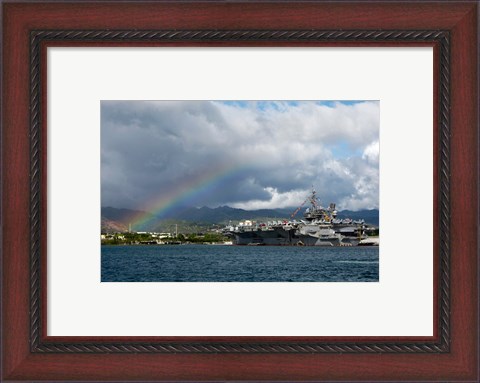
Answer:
[229, 187, 310, 210]
[101, 100, 379, 212]
[362, 140, 380, 164]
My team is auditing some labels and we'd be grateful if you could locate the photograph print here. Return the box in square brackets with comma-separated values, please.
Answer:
[101, 100, 379, 282]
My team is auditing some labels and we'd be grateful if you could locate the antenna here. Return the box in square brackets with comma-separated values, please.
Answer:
[290, 187, 316, 218]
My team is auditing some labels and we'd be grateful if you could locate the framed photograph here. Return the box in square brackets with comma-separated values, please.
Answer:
[99, 99, 381, 284]
[2, 1, 478, 381]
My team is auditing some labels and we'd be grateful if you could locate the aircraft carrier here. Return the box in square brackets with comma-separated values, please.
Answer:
[227, 189, 378, 246]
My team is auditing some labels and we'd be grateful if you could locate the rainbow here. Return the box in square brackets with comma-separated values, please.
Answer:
[130, 162, 250, 230]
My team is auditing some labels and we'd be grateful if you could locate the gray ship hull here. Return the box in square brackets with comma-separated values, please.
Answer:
[297, 234, 342, 246]
[233, 227, 298, 245]
[231, 223, 368, 246]
[232, 229, 347, 246]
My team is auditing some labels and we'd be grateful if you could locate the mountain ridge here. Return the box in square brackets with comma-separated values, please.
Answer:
[101, 205, 379, 233]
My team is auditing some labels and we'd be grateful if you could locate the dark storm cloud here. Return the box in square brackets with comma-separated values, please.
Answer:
[101, 100, 379, 211]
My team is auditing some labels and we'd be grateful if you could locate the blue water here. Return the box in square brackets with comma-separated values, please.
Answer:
[101, 245, 379, 282]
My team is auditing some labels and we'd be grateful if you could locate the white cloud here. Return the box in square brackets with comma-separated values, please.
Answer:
[362, 140, 380, 165]
[229, 187, 309, 210]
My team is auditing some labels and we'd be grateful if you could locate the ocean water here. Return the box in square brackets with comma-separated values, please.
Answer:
[101, 244, 379, 282]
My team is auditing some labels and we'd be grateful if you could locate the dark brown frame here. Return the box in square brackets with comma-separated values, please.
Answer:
[2, 1, 478, 381]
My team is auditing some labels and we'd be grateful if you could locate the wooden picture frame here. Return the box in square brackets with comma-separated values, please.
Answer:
[2, 1, 478, 381]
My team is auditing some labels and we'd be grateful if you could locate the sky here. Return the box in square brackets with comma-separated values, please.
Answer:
[101, 100, 379, 214]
